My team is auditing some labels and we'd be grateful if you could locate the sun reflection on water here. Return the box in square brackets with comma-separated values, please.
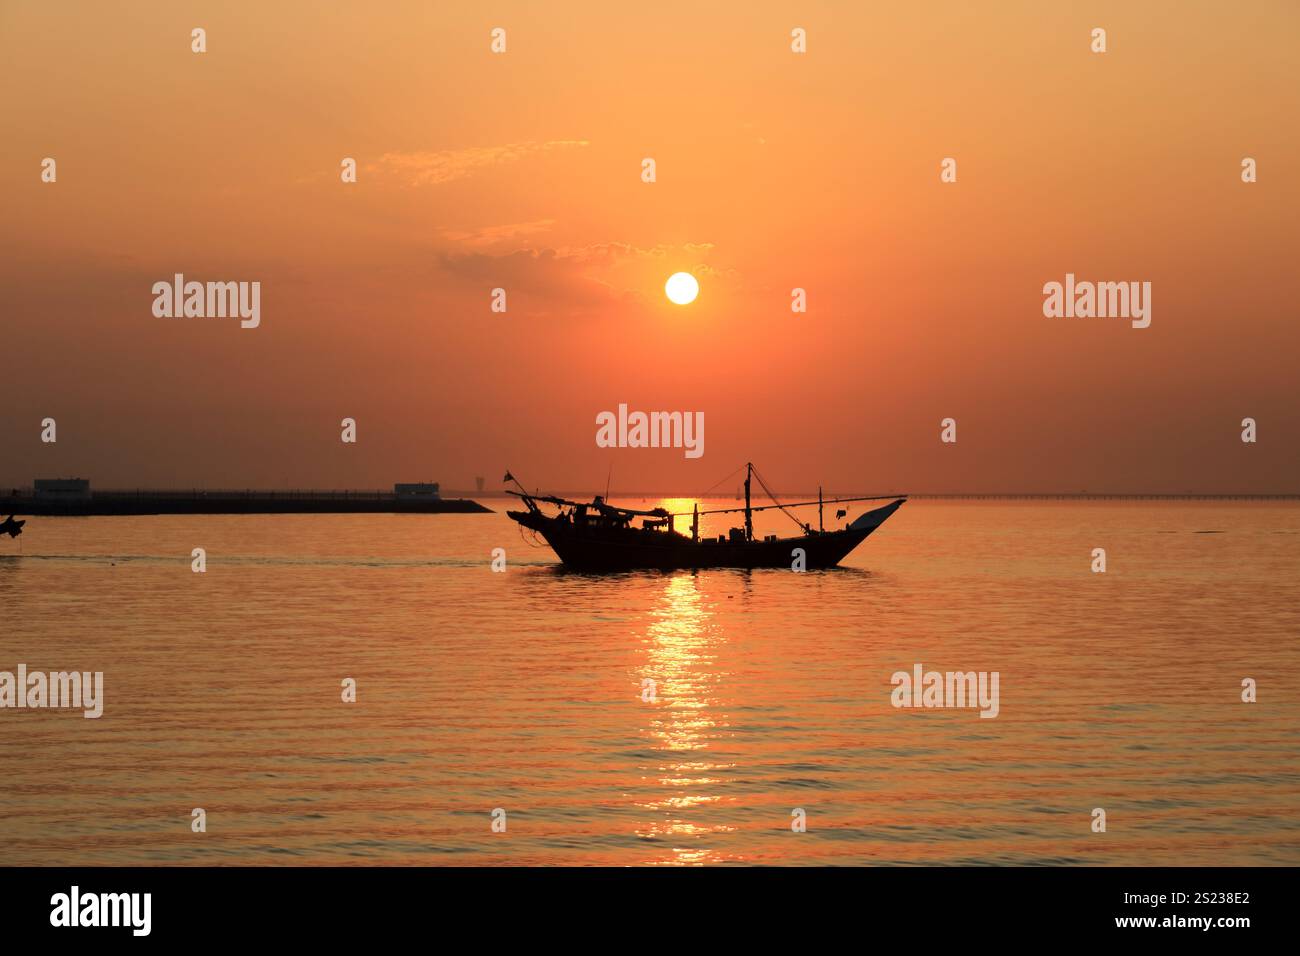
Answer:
[635, 572, 738, 864]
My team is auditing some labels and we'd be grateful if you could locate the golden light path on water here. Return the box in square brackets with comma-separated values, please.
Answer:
[637, 572, 735, 864]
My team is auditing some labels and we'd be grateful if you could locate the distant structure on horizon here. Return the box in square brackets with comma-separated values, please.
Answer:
[1, 479, 493, 516]
[394, 482, 441, 500]
[475, 476, 486, 493]
[34, 477, 91, 500]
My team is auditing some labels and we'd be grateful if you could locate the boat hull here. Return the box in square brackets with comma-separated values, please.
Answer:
[509, 498, 905, 571]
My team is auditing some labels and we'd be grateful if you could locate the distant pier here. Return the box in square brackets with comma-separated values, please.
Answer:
[1, 487, 492, 517]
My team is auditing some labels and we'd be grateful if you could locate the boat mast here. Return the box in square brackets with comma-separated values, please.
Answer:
[819, 485, 823, 532]
[692, 502, 699, 542]
[744, 462, 753, 541]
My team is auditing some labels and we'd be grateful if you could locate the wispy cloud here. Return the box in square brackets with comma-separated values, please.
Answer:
[371, 140, 589, 187]
[435, 241, 728, 318]
[546, 241, 715, 264]
[436, 246, 636, 316]
[438, 241, 717, 274]
[440, 219, 557, 250]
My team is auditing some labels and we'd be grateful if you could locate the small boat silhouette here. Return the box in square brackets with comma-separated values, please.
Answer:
[504, 463, 904, 571]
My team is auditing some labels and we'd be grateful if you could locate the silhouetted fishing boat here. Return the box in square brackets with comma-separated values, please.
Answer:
[504, 463, 904, 571]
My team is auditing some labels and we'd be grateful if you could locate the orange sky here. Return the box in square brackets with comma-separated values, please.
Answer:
[2, 1, 1297, 494]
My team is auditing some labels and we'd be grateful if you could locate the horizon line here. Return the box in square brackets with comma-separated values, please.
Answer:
[6, 486, 1296, 502]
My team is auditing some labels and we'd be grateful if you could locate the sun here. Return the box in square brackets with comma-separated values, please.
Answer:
[665, 272, 699, 305]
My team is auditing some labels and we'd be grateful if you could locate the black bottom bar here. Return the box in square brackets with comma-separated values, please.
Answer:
[0, 866, 1282, 942]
